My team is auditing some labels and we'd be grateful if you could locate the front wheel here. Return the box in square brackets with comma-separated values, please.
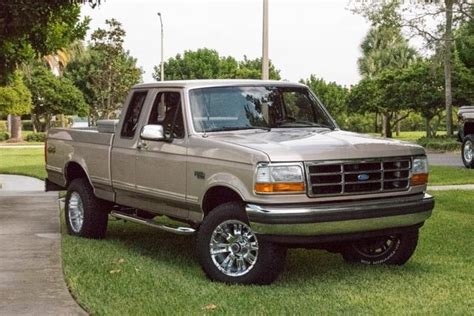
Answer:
[462, 135, 474, 168]
[196, 202, 286, 285]
[341, 229, 419, 265]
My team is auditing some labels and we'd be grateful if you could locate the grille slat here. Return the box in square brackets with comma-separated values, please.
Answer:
[306, 158, 411, 197]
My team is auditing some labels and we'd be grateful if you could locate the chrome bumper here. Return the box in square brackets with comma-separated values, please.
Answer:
[245, 193, 434, 236]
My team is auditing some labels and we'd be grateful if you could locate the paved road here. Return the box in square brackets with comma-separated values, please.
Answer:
[0, 175, 86, 315]
[427, 152, 464, 167]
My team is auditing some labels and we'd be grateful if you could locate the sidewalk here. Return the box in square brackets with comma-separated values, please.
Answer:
[0, 175, 86, 315]
[428, 184, 474, 191]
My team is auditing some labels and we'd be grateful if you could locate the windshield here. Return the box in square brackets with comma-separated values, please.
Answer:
[189, 86, 335, 132]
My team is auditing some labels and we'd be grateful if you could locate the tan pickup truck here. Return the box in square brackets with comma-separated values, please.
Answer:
[45, 80, 434, 284]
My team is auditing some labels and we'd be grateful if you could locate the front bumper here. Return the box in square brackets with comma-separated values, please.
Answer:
[246, 193, 434, 237]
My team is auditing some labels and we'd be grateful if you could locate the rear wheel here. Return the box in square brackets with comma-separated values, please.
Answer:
[462, 135, 474, 168]
[196, 202, 286, 285]
[65, 178, 110, 239]
[341, 229, 419, 265]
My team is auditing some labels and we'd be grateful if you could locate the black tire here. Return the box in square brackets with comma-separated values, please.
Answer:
[65, 178, 110, 239]
[341, 229, 419, 265]
[196, 202, 286, 285]
[462, 135, 474, 169]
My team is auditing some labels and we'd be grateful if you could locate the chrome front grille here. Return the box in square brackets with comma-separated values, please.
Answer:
[305, 158, 411, 197]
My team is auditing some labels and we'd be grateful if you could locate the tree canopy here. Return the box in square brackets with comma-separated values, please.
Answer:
[0, 72, 32, 116]
[25, 64, 88, 131]
[64, 19, 143, 122]
[152, 48, 280, 81]
[0, 1, 96, 83]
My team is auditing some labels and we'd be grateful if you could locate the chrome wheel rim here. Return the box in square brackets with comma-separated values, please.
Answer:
[68, 192, 84, 233]
[353, 236, 398, 258]
[209, 220, 259, 277]
[464, 140, 473, 163]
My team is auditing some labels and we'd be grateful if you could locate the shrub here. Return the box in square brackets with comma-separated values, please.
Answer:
[22, 120, 34, 131]
[0, 131, 10, 141]
[25, 132, 46, 142]
[0, 120, 7, 132]
[416, 135, 459, 151]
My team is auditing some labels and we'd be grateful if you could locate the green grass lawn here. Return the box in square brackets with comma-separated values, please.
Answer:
[0, 147, 46, 179]
[429, 166, 474, 185]
[369, 131, 447, 142]
[61, 190, 473, 314]
[0, 147, 473, 313]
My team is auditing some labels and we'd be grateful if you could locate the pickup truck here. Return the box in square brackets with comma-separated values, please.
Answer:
[458, 106, 474, 168]
[45, 80, 434, 284]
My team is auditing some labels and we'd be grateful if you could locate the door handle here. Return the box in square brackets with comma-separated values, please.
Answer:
[137, 141, 148, 150]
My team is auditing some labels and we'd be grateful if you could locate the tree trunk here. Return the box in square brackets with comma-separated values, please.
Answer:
[31, 114, 37, 133]
[425, 117, 432, 138]
[382, 114, 387, 137]
[396, 113, 401, 136]
[9, 116, 22, 142]
[444, 0, 454, 136]
[385, 115, 393, 138]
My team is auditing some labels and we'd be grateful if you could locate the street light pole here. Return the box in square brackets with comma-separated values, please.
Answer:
[261, 0, 269, 80]
[157, 12, 164, 81]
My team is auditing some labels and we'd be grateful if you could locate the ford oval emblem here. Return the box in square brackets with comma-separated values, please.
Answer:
[357, 174, 370, 181]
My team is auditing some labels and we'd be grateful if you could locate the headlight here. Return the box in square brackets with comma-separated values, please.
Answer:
[411, 157, 429, 186]
[255, 163, 305, 194]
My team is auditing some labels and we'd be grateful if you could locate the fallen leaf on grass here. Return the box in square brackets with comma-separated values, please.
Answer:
[109, 269, 121, 274]
[202, 304, 217, 311]
[117, 258, 125, 264]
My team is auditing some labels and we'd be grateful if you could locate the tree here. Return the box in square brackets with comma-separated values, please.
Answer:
[25, 64, 87, 131]
[301, 75, 349, 126]
[354, 1, 417, 137]
[65, 19, 143, 122]
[152, 48, 280, 81]
[351, 0, 474, 135]
[0, 1, 97, 84]
[0, 72, 32, 141]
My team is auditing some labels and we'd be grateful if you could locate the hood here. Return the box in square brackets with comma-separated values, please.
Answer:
[207, 128, 425, 162]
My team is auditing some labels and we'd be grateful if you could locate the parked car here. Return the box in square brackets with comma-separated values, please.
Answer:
[458, 106, 474, 168]
[45, 80, 434, 284]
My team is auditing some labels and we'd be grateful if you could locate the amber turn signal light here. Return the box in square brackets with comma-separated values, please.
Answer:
[255, 182, 305, 193]
[410, 173, 428, 186]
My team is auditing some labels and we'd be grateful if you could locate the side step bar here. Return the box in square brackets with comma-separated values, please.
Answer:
[110, 211, 196, 236]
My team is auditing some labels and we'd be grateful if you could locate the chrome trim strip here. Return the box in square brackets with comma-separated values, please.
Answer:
[245, 193, 434, 236]
[46, 165, 63, 173]
[249, 211, 432, 236]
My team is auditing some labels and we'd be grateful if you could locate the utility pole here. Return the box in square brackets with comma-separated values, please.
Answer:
[261, 0, 269, 80]
[157, 12, 164, 81]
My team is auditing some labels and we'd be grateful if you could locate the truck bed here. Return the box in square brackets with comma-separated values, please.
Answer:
[46, 127, 115, 191]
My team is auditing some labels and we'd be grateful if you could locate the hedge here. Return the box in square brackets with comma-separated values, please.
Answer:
[416, 135, 459, 151]
[25, 132, 46, 142]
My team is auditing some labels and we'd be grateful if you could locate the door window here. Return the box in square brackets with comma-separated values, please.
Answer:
[121, 91, 148, 138]
[148, 92, 185, 139]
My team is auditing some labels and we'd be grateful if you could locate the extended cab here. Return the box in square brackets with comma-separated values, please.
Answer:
[46, 80, 434, 284]
[458, 106, 474, 168]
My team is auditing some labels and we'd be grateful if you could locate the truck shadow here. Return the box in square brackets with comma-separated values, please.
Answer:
[104, 219, 432, 283]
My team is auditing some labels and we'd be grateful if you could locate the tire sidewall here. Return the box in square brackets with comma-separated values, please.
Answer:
[462, 135, 474, 169]
[196, 202, 285, 284]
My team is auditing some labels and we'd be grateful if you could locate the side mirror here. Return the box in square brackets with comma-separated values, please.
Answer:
[140, 124, 165, 141]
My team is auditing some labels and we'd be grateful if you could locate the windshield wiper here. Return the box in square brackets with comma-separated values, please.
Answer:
[209, 126, 271, 132]
[275, 120, 333, 129]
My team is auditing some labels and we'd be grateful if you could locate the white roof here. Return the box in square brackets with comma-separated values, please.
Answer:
[133, 79, 306, 90]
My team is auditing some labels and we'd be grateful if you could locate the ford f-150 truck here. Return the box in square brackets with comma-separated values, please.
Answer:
[458, 106, 474, 168]
[45, 80, 434, 284]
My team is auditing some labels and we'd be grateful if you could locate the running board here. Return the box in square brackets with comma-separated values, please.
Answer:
[110, 211, 196, 236]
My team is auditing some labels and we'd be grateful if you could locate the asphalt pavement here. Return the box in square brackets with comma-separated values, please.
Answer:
[0, 175, 86, 315]
[427, 152, 464, 167]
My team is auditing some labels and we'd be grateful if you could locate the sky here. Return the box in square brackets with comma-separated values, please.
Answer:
[81, 0, 371, 86]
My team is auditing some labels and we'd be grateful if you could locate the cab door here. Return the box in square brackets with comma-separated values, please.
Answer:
[111, 89, 150, 207]
[134, 89, 189, 220]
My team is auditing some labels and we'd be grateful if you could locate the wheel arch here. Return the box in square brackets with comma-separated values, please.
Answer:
[201, 185, 245, 217]
[64, 161, 93, 188]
